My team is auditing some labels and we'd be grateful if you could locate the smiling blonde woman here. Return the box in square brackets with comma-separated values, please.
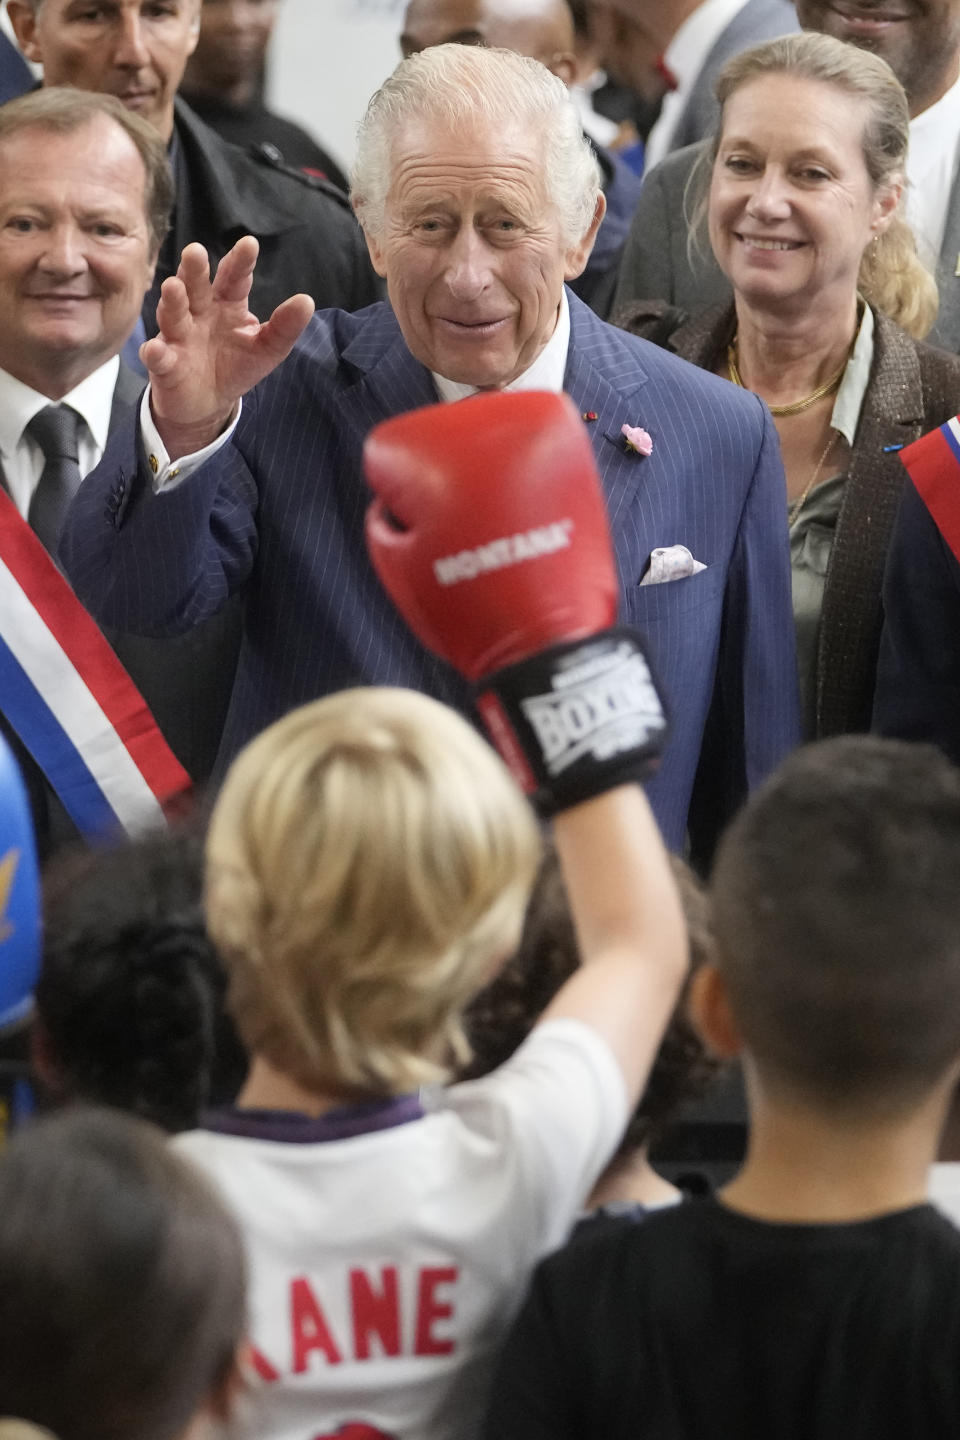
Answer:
[619, 31, 960, 738]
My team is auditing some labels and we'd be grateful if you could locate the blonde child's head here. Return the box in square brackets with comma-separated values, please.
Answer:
[206, 688, 542, 1097]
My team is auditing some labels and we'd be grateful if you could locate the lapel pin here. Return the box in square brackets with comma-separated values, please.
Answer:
[582, 410, 598, 422]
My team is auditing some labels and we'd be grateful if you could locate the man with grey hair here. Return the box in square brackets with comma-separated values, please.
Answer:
[62, 43, 800, 860]
[398, 0, 644, 316]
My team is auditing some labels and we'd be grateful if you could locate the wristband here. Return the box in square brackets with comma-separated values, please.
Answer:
[474, 627, 669, 817]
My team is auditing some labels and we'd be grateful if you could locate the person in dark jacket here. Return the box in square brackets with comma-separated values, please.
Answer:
[181, 0, 349, 186]
[6, 0, 380, 331]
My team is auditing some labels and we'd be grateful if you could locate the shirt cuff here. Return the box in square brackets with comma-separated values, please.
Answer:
[140, 386, 242, 491]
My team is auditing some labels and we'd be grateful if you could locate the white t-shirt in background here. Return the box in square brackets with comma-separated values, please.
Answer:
[906, 71, 960, 272]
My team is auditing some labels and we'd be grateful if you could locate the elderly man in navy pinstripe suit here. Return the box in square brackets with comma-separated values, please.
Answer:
[62, 43, 799, 858]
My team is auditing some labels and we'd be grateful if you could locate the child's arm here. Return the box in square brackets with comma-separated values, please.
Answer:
[543, 785, 688, 1102]
[363, 390, 688, 1102]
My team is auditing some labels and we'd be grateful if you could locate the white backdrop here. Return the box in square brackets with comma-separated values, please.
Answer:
[268, 0, 407, 177]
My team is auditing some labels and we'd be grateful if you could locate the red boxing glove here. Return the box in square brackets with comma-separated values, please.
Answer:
[364, 391, 668, 814]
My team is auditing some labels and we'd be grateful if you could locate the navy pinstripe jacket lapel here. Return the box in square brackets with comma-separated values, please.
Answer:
[339, 290, 657, 544]
[340, 307, 438, 420]
[564, 294, 652, 536]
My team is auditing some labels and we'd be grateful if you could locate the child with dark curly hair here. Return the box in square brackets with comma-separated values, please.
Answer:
[462, 846, 719, 1215]
[33, 823, 246, 1132]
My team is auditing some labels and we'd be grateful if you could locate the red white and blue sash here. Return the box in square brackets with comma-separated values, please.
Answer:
[0, 487, 190, 841]
[900, 415, 960, 564]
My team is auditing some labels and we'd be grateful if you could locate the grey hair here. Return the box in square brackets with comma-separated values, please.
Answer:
[687, 31, 937, 339]
[352, 44, 601, 245]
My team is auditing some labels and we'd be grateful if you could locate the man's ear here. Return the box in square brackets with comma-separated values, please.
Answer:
[142, 244, 160, 296]
[546, 51, 578, 87]
[355, 208, 388, 279]
[689, 962, 743, 1060]
[871, 172, 903, 237]
[563, 191, 606, 281]
[7, 2, 41, 63]
[180, 0, 202, 61]
[207, 1341, 251, 1424]
[29, 1017, 64, 1097]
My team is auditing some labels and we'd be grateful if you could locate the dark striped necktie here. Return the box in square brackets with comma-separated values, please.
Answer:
[25, 403, 83, 555]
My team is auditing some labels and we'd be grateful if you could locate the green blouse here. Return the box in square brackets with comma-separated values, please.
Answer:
[788, 305, 874, 737]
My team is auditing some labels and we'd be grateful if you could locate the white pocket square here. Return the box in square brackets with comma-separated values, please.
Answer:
[640, 545, 708, 586]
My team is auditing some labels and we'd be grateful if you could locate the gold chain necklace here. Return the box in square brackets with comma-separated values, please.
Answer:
[788, 431, 838, 527]
[727, 340, 849, 417]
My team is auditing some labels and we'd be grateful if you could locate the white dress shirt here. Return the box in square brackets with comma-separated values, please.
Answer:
[0, 356, 119, 519]
[144, 292, 574, 489]
[830, 301, 874, 448]
[906, 70, 960, 273]
[432, 290, 571, 402]
[644, 0, 749, 172]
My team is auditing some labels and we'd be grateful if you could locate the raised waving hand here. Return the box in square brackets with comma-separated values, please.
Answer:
[143, 237, 315, 460]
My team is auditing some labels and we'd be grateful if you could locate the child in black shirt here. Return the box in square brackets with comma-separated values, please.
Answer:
[485, 736, 960, 1440]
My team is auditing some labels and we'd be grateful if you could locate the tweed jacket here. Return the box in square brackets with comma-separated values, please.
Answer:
[618, 300, 960, 735]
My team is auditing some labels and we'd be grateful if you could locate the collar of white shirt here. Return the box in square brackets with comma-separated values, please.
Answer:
[644, 0, 750, 172]
[830, 300, 874, 449]
[431, 289, 571, 403]
[0, 354, 119, 517]
[0, 355, 119, 459]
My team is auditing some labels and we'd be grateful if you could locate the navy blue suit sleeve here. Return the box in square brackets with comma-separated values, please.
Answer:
[61, 405, 259, 638]
[873, 476, 960, 764]
[0, 33, 32, 103]
[688, 403, 800, 862]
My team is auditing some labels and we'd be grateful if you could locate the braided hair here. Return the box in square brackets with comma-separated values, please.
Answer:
[36, 824, 246, 1133]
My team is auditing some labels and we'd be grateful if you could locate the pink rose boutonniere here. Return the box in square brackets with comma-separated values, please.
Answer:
[621, 423, 653, 457]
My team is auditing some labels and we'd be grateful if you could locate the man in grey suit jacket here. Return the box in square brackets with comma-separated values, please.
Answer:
[647, 0, 798, 168]
[62, 44, 800, 859]
[588, 0, 796, 170]
[614, 0, 960, 353]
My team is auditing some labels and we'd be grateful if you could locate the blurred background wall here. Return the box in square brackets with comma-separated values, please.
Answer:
[269, 0, 405, 176]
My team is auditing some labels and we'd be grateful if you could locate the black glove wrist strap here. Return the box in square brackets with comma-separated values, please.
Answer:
[474, 627, 669, 818]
